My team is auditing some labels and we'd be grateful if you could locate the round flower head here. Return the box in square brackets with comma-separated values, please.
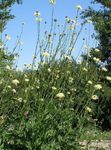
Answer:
[87, 80, 93, 84]
[5, 35, 11, 40]
[43, 52, 50, 57]
[92, 95, 98, 100]
[106, 76, 111, 81]
[95, 48, 100, 52]
[49, 0, 56, 5]
[34, 11, 40, 17]
[101, 67, 108, 72]
[12, 79, 19, 86]
[24, 78, 29, 82]
[86, 107, 92, 113]
[93, 57, 101, 63]
[76, 5, 82, 11]
[56, 92, 65, 99]
[94, 84, 102, 90]
[5, 65, 11, 70]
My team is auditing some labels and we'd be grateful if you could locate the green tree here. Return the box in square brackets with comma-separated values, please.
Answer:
[82, 0, 111, 130]
[82, 0, 111, 70]
[0, 0, 22, 32]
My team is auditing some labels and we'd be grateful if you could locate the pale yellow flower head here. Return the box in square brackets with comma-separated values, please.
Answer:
[106, 76, 111, 81]
[43, 52, 50, 57]
[52, 86, 57, 90]
[87, 80, 93, 84]
[5, 35, 11, 40]
[12, 79, 19, 86]
[56, 92, 65, 99]
[24, 78, 29, 82]
[5, 65, 11, 70]
[93, 57, 101, 63]
[91, 95, 98, 100]
[94, 84, 102, 90]
[49, 0, 56, 5]
[101, 67, 108, 72]
[76, 5, 82, 11]
[34, 11, 40, 17]
[12, 89, 16, 93]
[86, 107, 92, 112]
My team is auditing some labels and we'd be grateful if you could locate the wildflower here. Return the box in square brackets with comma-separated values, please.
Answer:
[0, 43, 3, 49]
[92, 95, 98, 100]
[83, 67, 88, 72]
[17, 97, 23, 102]
[12, 79, 19, 86]
[49, 0, 56, 5]
[101, 67, 107, 72]
[86, 107, 92, 112]
[67, 91, 70, 95]
[48, 68, 51, 72]
[76, 5, 82, 11]
[87, 80, 93, 84]
[24, 78, 29, 82]
[87, 20, 93, 23]
[94, 84, 102, 90]
[56, 92, 65, 99]
[106, 76, 111, 81]
[69, 77, 73, 83]
[52, 86, 57, 90]
[36, 17, 42, 22]
[5, 35, 11, 40]
[5, 65, 11, 70]
[12, 89, 16, 93]
[7, 85, 11, 89]
[95, 48, 100, 52]
[34, 11, 40, 17]
[93, 57, 101, 63]
[65, 55, 71, 60]
[43, 51, 50, 57]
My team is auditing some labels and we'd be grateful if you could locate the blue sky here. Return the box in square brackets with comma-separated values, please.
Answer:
[4, 0, 99, 69]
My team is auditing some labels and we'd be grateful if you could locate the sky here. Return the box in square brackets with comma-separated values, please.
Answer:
[4, 0, 99, 69]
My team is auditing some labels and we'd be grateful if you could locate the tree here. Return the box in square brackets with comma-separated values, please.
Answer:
[0, 0, 22, 32]
[82, 0, 111, 70]
[81, 0, 111, 130]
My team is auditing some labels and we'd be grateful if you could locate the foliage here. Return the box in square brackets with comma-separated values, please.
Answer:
[81, 0, 111, 130]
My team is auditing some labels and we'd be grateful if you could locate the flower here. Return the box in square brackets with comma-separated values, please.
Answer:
[91, 95, 98, 100]
[101, 67, 108, 72]
[86, 107, 92, 112]
[49, 0, 56, 5]
[5, 65, 11, 70]
[47, 68, 51, 72]
[95, 48, 100, 52]
[5, 35, 11, 40]
[87, 20, 92, 24]
[87, 80, 93, 84]
[94, 84, 102, 90]
[76, 5, 82, 11]
[56, 93, 65, 99]
[106, 76, 111, 81]
[83, 67, 88, 72]
[34, 11, 40, 17]
[65, 55, 71, 60]
[12, 89, 16, 93]
[36, 17, 42, 22]
[12, 79, 19, 86]
[0, 43, 3, 49]
[93, 57, 101, 63]
[7, 85, 11, 89]
[24, 78, 29, 82]
[52, 86, 57, 90]
[43, 52, 50, 57]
